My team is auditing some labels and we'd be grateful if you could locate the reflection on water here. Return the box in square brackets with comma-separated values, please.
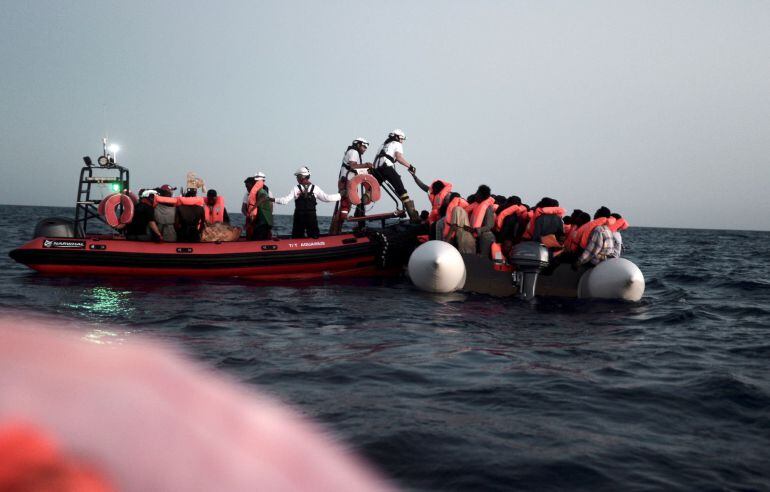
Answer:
[68, 286, 135, 318]
[82, 328, 128, 345]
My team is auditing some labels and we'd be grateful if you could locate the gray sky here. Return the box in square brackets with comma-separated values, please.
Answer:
[1, 0, 768, 230]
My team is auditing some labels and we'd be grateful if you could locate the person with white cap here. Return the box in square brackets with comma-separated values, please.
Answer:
[246, 172, 273, 240]
[273, 166, 341, 239]
[330, 137, 372, 235]
[124, 189, 162, 241]
[373, 129, 419, 222]
[241, 172, 272, 215]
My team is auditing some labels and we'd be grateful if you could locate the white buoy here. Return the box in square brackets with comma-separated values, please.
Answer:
[408, 241, 466, 293]
[577, 258, 645, 301]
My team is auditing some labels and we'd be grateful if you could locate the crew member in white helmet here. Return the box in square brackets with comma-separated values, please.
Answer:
[373, 129, 419, 222]
[273, 166, 341, 239]
[241, 172, 273, 215]
[330, 137, 372, 235]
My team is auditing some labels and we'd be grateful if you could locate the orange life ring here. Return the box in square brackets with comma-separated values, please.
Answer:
[99, 193, 134, 227]
[347, 174, 381, 205]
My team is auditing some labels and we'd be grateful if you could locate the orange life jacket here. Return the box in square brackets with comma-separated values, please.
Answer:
[427, 180, 452, 224]
[154, 195, 178, 206]
[563, 226, 582, 252]
[177, 196, 205, 207]
[608, 218, 629, 232]
[494, 204, 527, 232]
[247, 181, 266, 219]
[470, 197, 496, 229]
[576, 217, 617, 249]
[443, 196, 469, 239]
[523, 207, 566, 240]
[490, 242, 504, 263]
[203, 196, 225, 224]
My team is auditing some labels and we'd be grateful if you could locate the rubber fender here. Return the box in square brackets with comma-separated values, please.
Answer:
[347, 174, 381, 205]
[577, 258, 645, 301]
[99, 193, 134, 227]
[408, 240, 466, 293]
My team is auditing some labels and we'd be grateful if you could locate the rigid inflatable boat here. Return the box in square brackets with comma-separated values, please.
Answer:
[9, 140, 419, 279]
[10, 228, 417, 280]
[408, 240, 645, 301]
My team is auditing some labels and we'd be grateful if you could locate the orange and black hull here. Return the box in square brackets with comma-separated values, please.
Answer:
[9, 229, 416, 280]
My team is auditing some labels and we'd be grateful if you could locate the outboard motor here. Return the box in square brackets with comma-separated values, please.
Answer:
[32, 217, 82, 239]
[510, 241, 549, 300]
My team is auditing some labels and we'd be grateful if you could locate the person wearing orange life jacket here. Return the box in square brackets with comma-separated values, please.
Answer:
[437, 192, 463, 240]
[440, 192, 475, 253]
[528, 197, 566, 247]
[246, 172, 273, 240]
[467, 185, 497, 258]
[203, 190, 229, 226]
[609, 212, 629, 258]
[575, 206, 617, 251]
[573, 206, 617, 268]
[427, 180, 452, 223]
[175, 189, 205, 242]
[492, 196, 526, 257]
[562, 210, 589, 253]
[425, 180, 452, 239]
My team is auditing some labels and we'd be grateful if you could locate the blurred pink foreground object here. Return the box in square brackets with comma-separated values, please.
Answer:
[0, 315, 393, 492]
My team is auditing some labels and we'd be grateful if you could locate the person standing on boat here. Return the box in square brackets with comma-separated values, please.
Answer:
[273, 166, 341, 239]
[330, 138, 372, 235]
[248, 172, 273, 240]
[241, 176, 257, 216]
[372, 129, 420, 223]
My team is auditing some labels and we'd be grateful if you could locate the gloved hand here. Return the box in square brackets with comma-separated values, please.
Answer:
[408, 165, 416, 174]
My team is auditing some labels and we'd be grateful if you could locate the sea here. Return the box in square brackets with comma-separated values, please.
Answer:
[1, 204, 769, 491]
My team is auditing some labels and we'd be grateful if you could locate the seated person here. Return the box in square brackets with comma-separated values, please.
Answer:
[175, 189, 205, 242]
[154, 184, 177, 242]
[124, 190, 162, 241]
[497, 197, 528, 257]
[530, 197, 565, 246]
[204, 189, 230, 225]
[575, 221, 615, 268]
[466, 186, 497, 257]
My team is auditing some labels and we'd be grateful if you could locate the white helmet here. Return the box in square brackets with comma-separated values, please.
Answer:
[140, 189, 158, 198]
[352, 137, 369, 147]
[389, 129, 406, 141]
[294, 166, 311, 177]
[254, 171, 266, 181]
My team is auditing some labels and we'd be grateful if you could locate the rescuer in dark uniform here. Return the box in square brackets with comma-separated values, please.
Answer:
[273, 166, 341, 239]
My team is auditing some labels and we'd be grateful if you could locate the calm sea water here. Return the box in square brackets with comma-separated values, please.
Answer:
[2, 205, 769, 491]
